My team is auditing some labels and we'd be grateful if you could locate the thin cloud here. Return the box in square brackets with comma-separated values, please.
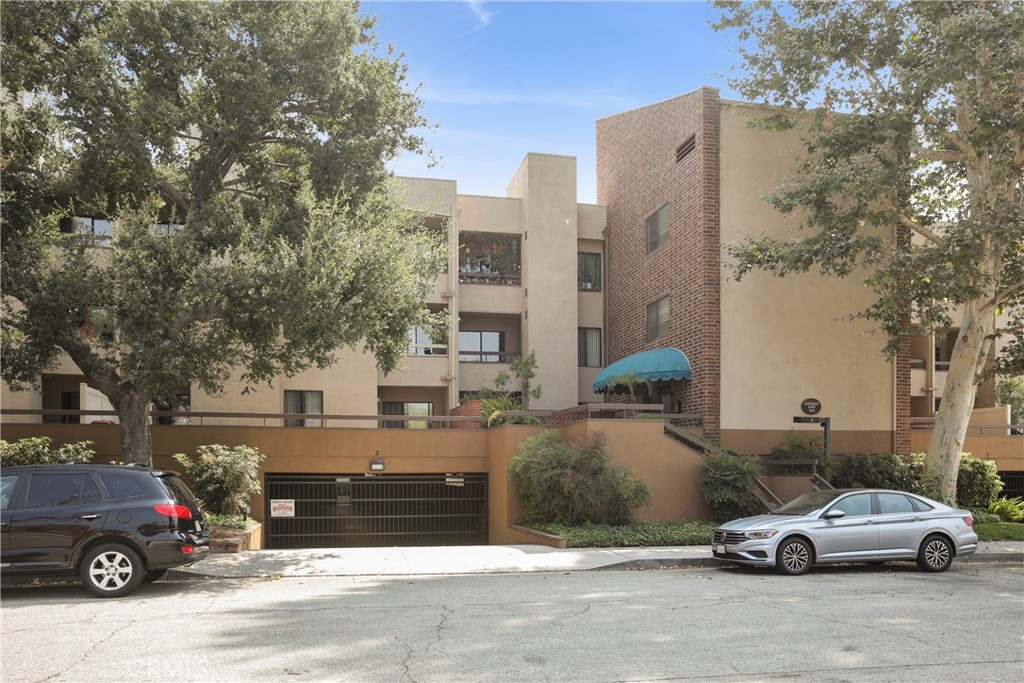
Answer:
[466, 0, 494, 29]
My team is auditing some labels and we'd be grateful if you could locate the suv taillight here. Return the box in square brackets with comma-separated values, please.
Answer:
[963, 516, 974, 527]
[154, 504, 193, 520]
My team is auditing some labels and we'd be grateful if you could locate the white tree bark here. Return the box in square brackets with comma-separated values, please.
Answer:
[924, 298, 996, 503]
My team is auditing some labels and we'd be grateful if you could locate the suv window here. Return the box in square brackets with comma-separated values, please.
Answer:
[158, 474, 200, 508]
[1, 474, 18, 510]
[99, 472, 148, 500]
[25, 473, 102, 508]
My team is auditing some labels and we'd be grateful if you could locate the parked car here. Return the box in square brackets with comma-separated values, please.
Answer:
[712, 488, 978, 575]
[0, 463, 210, 597]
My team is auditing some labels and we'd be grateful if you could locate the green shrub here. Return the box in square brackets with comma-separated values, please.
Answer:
[173, 444, 265, 515]
[988, 496, 1024, 523]
[954, 454, 1003, 509]
[969, 508, 1002, 524]
[769, 431, 831, 477]
[535, 520, 718, 548]
[203, 512, 260, 529]
[0, 437, 95, 466]
[509, 430, 651, 525]
[699, 450, 764, 521]
[829, 453, 919, 491]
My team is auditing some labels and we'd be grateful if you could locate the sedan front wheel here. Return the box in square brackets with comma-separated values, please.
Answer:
[776, 538, 812, 575]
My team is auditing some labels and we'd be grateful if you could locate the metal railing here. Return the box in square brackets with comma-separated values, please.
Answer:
[910, 417, 1023, 435]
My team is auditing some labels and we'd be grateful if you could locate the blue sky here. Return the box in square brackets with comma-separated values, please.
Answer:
[366, 1, 741, 204]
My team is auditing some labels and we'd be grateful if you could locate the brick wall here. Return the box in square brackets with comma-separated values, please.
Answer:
[596, 87, 722, 444]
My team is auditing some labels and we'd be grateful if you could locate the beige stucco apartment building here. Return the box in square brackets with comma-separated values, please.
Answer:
[597, 86, 1014, 461]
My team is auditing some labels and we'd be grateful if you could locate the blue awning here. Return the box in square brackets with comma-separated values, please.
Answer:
[592, 348, 692, 393]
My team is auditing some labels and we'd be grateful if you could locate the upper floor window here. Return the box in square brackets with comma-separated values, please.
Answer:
[459, 233, 521, 285]
[60, 216, 113, 242]
[459, 330, 505, 362]
[578, 252, 602, 292]
[284, 390, 323, 427]
[578, 327, 602, 367]
[646, 205, 668, 254]
[408, 326, 447, 356]
[646, 296, 669, 342]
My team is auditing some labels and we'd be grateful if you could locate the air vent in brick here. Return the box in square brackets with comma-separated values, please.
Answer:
[675, 134, 696, 163]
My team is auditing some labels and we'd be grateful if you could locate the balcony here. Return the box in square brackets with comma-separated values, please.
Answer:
[458, 233, 521, 287]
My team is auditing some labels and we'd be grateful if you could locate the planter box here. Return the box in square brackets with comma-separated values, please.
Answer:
[210, 522, 262, 553]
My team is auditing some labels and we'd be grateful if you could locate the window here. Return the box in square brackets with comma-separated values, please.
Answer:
[646, 205, 668, 253]
[99, 473, 147, 500]
[828, 493, 872, 517]
[25, 473, 101, 508]
[382, 401, 433, 429]
[578, 328, 602, 367]
[645, 297, 669, 342]
[458, 233, 521, 285]
[578, 252, 602, 292]
[459, 330, 505, 362]
[60, 216, 113, 242]
[1, 475, 19, 511]
[284, 390, 323, 427]
[408, 326, 447, 356]
[877, 493, 916, 515]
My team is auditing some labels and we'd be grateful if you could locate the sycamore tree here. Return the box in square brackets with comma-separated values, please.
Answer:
[1, 1, 445, 466]
[713, 1, 1024, 502]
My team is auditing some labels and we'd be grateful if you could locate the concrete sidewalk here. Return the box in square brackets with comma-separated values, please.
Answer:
[173, 541, 1023, 579]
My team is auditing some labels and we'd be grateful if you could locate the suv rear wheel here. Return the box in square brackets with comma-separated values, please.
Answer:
[81, 544, 144, 598]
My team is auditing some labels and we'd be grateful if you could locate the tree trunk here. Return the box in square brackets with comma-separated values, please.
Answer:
[113, 388, 154, 466]
[924, 300, 995, 503]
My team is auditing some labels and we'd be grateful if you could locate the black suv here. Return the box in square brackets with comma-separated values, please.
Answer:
[0, 463, 210, 597]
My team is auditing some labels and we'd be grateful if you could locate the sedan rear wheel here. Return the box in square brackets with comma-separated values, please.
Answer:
[80, 544, 144, 598]
[776, 538, 812, 575]
[916, 535, 953, 573]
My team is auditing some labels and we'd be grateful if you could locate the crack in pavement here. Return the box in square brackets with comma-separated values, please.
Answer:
[40, 620, 135, 682]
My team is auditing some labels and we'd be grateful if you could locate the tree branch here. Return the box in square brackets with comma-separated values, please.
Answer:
[993, 278, 1024, 307]
[158, 180, 191, 213]
[879, 197, 942, 244]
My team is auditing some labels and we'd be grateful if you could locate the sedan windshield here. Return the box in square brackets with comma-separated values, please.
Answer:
[771, 490, 846, 516]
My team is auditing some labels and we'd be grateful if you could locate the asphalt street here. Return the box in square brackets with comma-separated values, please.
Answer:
[2, 563, 1022, 683]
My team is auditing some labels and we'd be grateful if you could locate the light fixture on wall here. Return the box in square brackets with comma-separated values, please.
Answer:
[369, 453, 385, 472]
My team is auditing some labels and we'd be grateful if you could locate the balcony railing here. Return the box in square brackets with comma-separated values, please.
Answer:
[458, 272, 521, 286]
[408, 343, 448, 356]
[457, 350, 518, 363]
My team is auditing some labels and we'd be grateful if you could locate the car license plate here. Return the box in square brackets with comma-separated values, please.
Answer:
[195, 521, 202, 532]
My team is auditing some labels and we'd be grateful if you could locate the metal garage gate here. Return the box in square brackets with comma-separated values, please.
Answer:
[264, 474, 488, 549]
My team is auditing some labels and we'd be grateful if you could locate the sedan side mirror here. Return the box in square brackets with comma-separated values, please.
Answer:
[822, 509, 846, 519]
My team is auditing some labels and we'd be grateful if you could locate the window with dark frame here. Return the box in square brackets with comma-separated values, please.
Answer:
[577, 252, 602, 292]
[578, 328, 602, 367]
[382, 401, 433, 429]
[645, 297, 669, 342]
[645, 205, 669, 253]
[458, 330, 505, 362]
[283, 390, 323, 427]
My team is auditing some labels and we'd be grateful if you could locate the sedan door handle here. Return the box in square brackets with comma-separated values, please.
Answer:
[78, 514, 101, 520]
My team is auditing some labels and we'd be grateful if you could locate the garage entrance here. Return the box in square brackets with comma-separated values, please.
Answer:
[263, 474, 488, 549]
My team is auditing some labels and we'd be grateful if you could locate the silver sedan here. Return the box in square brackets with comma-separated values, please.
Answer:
[712, 488, 978, 575]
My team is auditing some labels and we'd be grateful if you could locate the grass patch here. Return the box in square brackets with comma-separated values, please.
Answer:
[204, 512, 259, 529]
[533, 520, 718, 548]
[975, 522, 1024, 542]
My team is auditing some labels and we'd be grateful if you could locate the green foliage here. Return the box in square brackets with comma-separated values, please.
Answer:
[994, 377, 1024, 425]
[969, 508, 1002, 524]
[469, 349, 544, 426]
[0, 437, 95, 466]
[974, 522, 1024, 542]
[203, 512, 260, 530]
[955, 454, 1004, 509]
[769, 431, 830, 476]
[829, 453, 921, 492]
[535, 520, 718, 549]
[601, 369, 653, 403]
[987, 497, 1024, 523]
[699, 450, 764, 521]
[508, 430, 651, 526]
[828, 452, 1002, 509]
[1, 2, 441, 466]
[173, 444, 265, 516]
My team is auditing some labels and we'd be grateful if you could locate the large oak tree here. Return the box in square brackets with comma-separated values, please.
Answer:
[1, 1, 444, 465]
[713, 1, 1023, 502]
